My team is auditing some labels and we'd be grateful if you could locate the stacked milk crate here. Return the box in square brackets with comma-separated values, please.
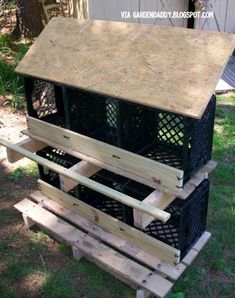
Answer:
[23, 75, 216, 260]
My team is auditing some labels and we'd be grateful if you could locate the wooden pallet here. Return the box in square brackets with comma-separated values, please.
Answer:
[14, 192, 211, 298]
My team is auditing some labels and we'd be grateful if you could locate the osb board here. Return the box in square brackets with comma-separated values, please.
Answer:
[16, 17, 235, 118]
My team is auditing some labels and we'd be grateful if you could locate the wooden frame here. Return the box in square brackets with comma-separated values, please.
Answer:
[14, 197, 173, 297]
[38, 179, 180, 265]
[23, 127, 194, 199]
[26, 116, 184, 192]
[23, 128, 214, 200]
[14, 194, 211, 297]
[0, 137, 170, 222]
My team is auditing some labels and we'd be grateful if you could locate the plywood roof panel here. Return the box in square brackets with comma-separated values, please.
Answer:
[16, 17, 235, 119]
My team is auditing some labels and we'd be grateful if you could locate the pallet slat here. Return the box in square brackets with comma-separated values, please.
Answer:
[182, 232, 211, 266]
[38, 179, 180, 265]
[14, 198, 173, 298]
[30, 190, 186, 280]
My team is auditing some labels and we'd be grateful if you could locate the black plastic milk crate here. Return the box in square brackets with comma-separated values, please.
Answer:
[36, 146, 80, 188]
[69, 169, 134, 225]
[24, 77, 65, 127]
[142, 179, 209, 259]
[24, 77, 216, 184]
[63, 87, 154, 152]
[70, 170, 209, 259]
[63, 87, 216, 184]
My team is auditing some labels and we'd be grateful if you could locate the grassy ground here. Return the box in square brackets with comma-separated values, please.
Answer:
[0, 32, 235, 298]
[0, 34, 31, 111]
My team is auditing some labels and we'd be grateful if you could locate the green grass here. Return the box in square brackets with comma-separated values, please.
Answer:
[172, 93, 235, 297]
[42, 260, 133, 298]
[0, 34, 30, 111]
[7, 161, 39, 182]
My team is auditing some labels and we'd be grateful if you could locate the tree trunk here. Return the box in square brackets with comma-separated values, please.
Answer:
[71, 0, 89, 19]
[13, 0, 44, 38]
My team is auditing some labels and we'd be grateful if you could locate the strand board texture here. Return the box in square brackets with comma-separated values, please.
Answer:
[16, 17, 235, 118]
[14, 195, 211, 297]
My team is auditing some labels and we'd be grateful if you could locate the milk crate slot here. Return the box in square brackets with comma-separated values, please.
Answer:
[67, 168, 209, 259]
[143, 179, 209, 259]
[63, 88, 216, 183]
[24, 77, 65, 127]
[36, 146, 80, 187]
[25, 77, 216, 184]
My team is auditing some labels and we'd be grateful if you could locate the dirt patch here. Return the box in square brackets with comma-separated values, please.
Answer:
[0, 100, 29, 172]
[14, 272, 46, 297]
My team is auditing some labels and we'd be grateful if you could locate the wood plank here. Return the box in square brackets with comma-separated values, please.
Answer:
[22, 213, 35, 228]
[192, 232, 211, 252]
[22, 128, 215, 200]
[27, 116, 184, 192]
[14, 198, 173, 297]
[30, 190, 186, 280]
[188, 172, 207, 187]
[200, 161, 217, 174]
[38, 180, 180, 265]
[60, 161, 101, 192]
[23, 128, 193, 199]
[0, 137, 170, 222]
[15, 17, 235, 118]
[6, 137, 46, 163]
[181, 249, 198, 266]
[181, 232, 211, 266]
[134, 191, 176, 229]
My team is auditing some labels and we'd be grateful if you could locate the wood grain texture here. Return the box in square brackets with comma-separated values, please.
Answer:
[30, 190, 186, 280]
[16, 17, 235, 118]
[60, 161, 101, 192]
[14, 198, 173, 297]
[6, 137, 46, 163]
[0, 137, 171, 222]
[38, 179, 180, 265]
[27, 116, 184, 192]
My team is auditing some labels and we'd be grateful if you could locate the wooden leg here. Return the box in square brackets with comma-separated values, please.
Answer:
[72, 246, 85, 260]
[136, 288, 151, 298]
[22, 213, 34, 228]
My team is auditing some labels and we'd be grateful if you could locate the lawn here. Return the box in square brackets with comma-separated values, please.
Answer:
[0, 35, 235, 297]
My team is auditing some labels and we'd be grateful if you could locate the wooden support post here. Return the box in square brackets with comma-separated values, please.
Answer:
[72, 246, 85, 260]
[136, 288, 151, 298]
[22, 213, 35, 228]
[6, 137, 46, 163]
[60, 161, 101, 192]
[134, 191, 176, 229]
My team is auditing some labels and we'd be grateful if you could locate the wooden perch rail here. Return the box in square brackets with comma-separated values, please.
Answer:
[0, 137, 170, 222]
